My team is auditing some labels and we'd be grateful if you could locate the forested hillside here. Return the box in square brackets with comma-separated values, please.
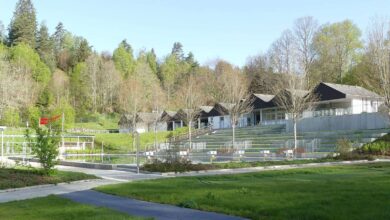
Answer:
[0, 0, 389, 128]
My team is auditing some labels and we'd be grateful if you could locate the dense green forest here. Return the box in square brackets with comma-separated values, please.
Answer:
[0, 0, 389, 129]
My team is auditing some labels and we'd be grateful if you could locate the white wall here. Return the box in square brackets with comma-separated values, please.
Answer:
[352, 98, 382, 114]
[287, 112, 390, 132]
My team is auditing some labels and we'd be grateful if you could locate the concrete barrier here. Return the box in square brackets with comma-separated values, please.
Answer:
[286, 112, 390, 133]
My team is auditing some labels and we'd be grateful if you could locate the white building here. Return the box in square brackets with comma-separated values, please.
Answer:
[122, 82, 388, 133]
[118, 112, 166, 133]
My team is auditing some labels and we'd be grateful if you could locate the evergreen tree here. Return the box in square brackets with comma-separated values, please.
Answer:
[121, 39, 133, 54]
[171, 42, 184, 61]
[36, 22, 55, 71]
[75, 38, 91, 63]
[8, 0, 37, 48]
[185, 52, 199, 69]
[146, 48, 159, 77]
[53, 22, 66, 55]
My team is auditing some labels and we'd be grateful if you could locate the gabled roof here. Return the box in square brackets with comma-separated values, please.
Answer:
[199, 106, 214, 113]
[119, 112, 160, 125]
[137, 112, 159, 123]
[253, 94, 275, 102]
[322, 82, 381, 99]
[160, 110, 178, 122]
[218, 103, 235, 110]
[164, 111, 177, 117]
[212, 102, 234, 115]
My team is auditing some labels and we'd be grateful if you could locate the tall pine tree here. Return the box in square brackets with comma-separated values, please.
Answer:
[53, 22, 66, 55]
[36, 22, 55, 71]
[8, 0, 37, 48]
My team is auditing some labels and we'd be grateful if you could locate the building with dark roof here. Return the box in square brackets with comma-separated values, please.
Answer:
[160, 110, 186, 131]
[119, 82, 387, 132]
[118, 112, 167, 133]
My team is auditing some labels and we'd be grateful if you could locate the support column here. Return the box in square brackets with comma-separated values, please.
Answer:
[172, 121, 175, 130]
[260, 109, 263, 124]
[198, 118, 201, 129]
[180, 120, 183, 127]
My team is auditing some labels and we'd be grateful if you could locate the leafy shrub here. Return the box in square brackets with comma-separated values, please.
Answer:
[332, 152, 374, 161]
[26, 126, 60, 175]
[360, 141, 390, 155]
[24, 106, 41, 128]
[142, 158, 210, 173]
[336, 138, 352, 155]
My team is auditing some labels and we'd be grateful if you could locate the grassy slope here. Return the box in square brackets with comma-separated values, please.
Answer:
[97, 162, 390, 220]
[0, 168, 97, 190]
[0, 195, 146, 220]
[93, 127, 188, 153]
[73, 114, 120, 130]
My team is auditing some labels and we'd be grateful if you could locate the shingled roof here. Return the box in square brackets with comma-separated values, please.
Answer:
[322, 82, 381, 99]
[253, 94, 275, 102]
[199, 106, 214, 113]
[119, 112, 160, 126]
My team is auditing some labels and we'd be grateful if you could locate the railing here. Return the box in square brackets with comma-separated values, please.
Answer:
[171, 125, 213, 143]
[309, 108, 353, 118]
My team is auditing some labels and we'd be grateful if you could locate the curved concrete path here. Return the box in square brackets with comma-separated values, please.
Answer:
[61, 190, 246, 220]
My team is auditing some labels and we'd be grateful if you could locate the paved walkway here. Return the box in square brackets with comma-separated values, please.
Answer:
[60, 190, 246, 220]
[56, 165, 164, 182]
[0, 165, 166, 203]
[0, 179, 116, 203]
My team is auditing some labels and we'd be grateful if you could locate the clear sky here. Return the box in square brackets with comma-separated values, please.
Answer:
[1, 0, 390, 67]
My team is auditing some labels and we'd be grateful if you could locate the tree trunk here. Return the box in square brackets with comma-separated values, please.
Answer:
[294, 119, 297, 155]
[232, 124, 236, 150]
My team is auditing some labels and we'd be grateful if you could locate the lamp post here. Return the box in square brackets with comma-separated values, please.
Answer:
[134, 131, 140, 174]
[0, 126, 7, 161]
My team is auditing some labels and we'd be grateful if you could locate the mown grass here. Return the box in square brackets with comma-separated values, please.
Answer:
[210, 158, 341, 169]
[93, 127, 188, 153]
[73, 113, 120, 130]
[0, 195, 147, 220]
[97, 162, 390, 220]
[0, 168, 97, 190]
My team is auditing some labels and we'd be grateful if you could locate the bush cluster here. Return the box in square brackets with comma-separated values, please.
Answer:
[142, 158, 211, 173]
[358, 142, 390, 156]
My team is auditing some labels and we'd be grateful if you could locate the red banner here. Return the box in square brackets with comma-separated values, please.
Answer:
[39, 118, 49, 125]
[39, 115, 61, 125]
[50, 115, 61, 122]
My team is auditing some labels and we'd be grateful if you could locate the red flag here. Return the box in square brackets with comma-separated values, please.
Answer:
[39, 118, 49, 125]
[49, 115, 61, 122]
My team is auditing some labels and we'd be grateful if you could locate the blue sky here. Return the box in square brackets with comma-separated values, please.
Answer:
[0, 0, 389, 67]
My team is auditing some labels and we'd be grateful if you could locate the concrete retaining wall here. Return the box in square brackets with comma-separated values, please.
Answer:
[286, 112, 390, 133]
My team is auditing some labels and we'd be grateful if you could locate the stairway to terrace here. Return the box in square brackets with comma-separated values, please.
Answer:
[180, 124, 390, 155]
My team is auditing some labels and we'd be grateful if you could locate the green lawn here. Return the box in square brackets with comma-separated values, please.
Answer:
[93, 127, 188, 153]
[0, 195, 146, 220]
[97, 162, 390, 220]
[0, 168, 97, 190]
[73, 113, 120, 130]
